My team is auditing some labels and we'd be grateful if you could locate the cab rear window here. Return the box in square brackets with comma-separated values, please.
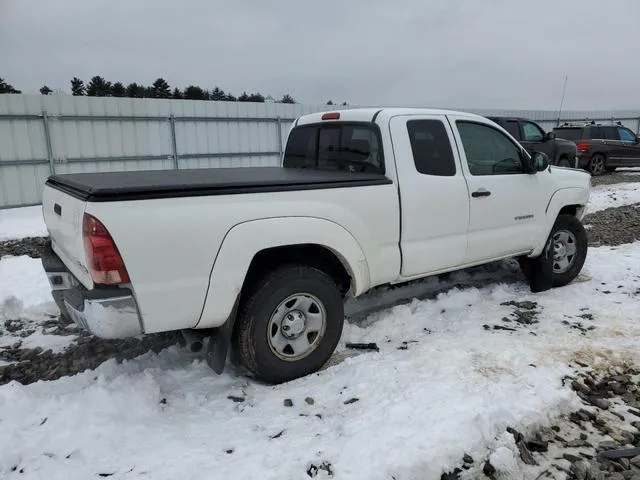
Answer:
[283, 123, 384, 174]
[553, 127, 582, 141]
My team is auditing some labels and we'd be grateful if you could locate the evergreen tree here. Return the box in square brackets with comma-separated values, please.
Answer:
[247, 93, 265, 102]
[151, 78, 171, 98]
[224, 93, 237, 101]
[111, 82, 126, 97]
[125, 83, 146, 98]
[172, 87, 183, 99]
[279, 94, 295, 104]
[183, 85, 207, 100]
[70, 77, 85, 96]
[0, 78, 21, 94]
[86, 76, 112, 97]
[326, 100, 334, 105]
[237, 91, 250, 102]
[39, 85, 52, 95]
[210, 87, 226, 101]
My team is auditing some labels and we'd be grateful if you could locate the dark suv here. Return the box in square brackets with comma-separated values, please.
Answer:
[552, 122, 640, 175]
[487, 116, 578, 168]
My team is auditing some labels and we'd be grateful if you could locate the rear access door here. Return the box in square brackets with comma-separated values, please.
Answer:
[389, 114, 469, 277]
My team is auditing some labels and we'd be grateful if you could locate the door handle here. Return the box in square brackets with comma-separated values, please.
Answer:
[472, 189, 491, 198]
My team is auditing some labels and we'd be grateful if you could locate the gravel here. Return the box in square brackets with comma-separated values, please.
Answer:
[591, 170, 640, 187]
[583, 204, 640, 247]
[0, 315, 182, 386]
[443, 367, 640, 479]
[0, 236, 47, 259]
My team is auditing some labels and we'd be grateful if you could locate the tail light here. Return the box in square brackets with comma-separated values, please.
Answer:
[82, 213, 130, 285]
[576, 142, 590, 153]
[321, 112, 340, 120]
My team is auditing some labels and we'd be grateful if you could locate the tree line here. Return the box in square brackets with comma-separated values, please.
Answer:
[0, 76, 346, 105]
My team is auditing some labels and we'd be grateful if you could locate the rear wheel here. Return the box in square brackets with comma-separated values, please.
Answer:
[588, 154, 606, 176]
[232, 264, 344, 384]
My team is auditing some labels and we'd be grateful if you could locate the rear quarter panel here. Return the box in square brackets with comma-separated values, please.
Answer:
[86, 182, 400, 334]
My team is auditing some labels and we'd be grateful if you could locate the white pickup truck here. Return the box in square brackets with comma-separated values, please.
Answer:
[41, 108, 591, 383]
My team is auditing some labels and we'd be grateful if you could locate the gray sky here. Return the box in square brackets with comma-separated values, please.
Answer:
[1, 0, 639, 110]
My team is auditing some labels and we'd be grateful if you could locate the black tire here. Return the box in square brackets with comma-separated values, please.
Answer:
[588, 154, 607, 176]
[232, 264, 344, 384]
[519, 214, 588, 289]
[557, 157, 572, 168]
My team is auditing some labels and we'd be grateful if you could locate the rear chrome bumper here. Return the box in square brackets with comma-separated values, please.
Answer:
[41, 242, 144, 339]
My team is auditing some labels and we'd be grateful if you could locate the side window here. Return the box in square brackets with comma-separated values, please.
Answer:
[587, 127, 603, 139]
[407, 120, 456, 176]
[522, 121, 545, 142]
[504, 121, 520, 139]
[618, 127, 637, 142]
[456, 121, 524, 176]
[602, 127, 618, 140]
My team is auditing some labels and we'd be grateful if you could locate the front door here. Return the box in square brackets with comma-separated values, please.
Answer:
[614, 126, 640, 167]
[447, 116, 551, 264]
[519, 120, 554, 159]
[389, 115, 470, 277]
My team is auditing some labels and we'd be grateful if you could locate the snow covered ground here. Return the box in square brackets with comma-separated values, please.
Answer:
[0, 206, 48, 241]
[1, 181, 640, 479]
[586, 182, 640, 214]
[1, 242, 639, 480]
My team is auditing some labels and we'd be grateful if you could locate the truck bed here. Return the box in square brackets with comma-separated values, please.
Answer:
[45, 167, 392, 202]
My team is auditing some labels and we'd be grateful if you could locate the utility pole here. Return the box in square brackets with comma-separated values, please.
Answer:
[556, 76, 568, 127]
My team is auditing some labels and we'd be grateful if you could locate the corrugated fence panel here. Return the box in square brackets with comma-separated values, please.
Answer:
[1, 94, 639, 208]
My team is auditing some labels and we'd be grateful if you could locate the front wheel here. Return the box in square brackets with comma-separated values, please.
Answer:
[519, 214, 588, 289]
[232, 264, 344, 384]
[550, 215, 588, 287]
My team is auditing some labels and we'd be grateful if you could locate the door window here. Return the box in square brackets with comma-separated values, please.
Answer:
[522, 121, 545, 142]
[456, 121, 525, 176]
[618, 127, 637, 142]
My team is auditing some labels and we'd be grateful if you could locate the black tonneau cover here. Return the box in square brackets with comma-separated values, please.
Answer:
[46, 167, 392, 202]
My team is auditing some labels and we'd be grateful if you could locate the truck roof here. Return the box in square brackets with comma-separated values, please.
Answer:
[295, 107, 486, 125]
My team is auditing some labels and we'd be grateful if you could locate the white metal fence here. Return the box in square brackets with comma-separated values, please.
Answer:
[1, 94, 639, 209]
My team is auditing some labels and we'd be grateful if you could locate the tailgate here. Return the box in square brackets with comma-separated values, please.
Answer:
[42, 183, 94, 289]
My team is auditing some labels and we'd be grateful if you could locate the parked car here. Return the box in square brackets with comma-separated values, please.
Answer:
[486, 116, 578, 168]
[40, 108, 591, 384]
[553, 121, 640, 175]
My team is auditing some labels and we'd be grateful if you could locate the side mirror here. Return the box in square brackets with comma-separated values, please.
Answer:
[527, 151, 549, 173]
[544, 131, 556, 141]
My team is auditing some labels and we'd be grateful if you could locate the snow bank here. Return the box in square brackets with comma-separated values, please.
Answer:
[587, 182, 640, 214]
[0, 206, 47, 241]
[0, 256, 52, 311]
[1, 243, 639, 479]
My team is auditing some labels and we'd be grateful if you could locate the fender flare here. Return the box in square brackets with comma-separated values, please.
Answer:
[530, 187, 588, 257]
[196, 216, 370, 329]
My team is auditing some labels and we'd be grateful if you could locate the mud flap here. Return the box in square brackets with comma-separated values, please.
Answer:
[205, 296, 239, 374]
[529, 235, 554, 293]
